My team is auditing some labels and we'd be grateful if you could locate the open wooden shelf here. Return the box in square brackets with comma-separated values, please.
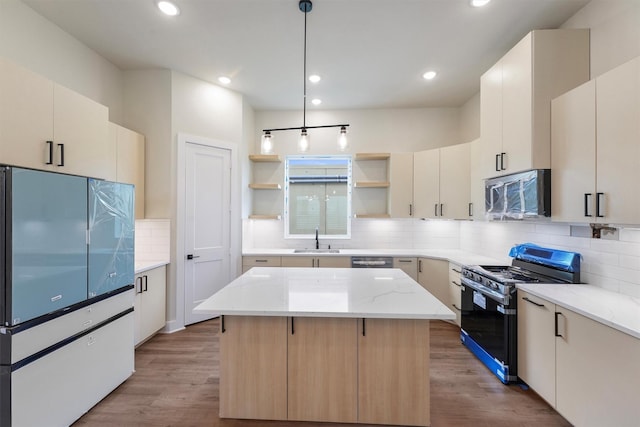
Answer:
[354, 213, 391, 219]
[249, 154, 281, 163]
[248, 214, 282, 220]
[354, 181, 390, 188]
[354, 153, 390, 160]
[248, 183, 282, 190]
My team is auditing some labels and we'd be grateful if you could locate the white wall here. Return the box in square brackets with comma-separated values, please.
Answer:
[0, 0, 124, 123]
[459, 92, 480, 143]
[562, 0, 640, 78]
[254, 107, 461, 156]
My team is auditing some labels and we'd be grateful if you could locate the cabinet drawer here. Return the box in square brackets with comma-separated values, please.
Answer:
[9, 289, 134, 363]
[242, 256, 281, 267]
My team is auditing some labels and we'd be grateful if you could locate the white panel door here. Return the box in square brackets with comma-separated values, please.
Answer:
[184, 142, 231, 325]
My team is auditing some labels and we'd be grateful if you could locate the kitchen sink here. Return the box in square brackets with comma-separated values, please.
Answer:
[293, 249, 340, 254]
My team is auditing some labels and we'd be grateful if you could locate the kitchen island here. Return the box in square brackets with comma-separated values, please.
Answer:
[195, 267, 455, 427]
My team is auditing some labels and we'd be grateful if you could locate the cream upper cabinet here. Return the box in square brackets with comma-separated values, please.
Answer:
[413, 149, 439, 219]
[594, 57, 640, 224]
[388, 152, 414, 218]
[0, 57, 54, 169]
[111, 123, 146, 219]
[414, 143, 470, 220]
[468, 139, 485, 219]
[480, 29, 590, 179]
[552, 57, 640, 224]
[0, 58, 112, 179]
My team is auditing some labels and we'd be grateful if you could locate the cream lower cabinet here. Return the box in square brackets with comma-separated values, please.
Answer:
[448, 263, 463, 326]
[417, 258, 449, 307]
[288, 317, 358, 423]
[0, 58, 112, 179]
[358, 318, 430, 426]
[134, 265, 167, 346]
[281, 256, 351, 268]
[552, 57, 640, 224]
[219, 316, 287, 420]
[393, 257, 418, 281]
[518, 291, 640, 427]
[242, 256, 281, 273]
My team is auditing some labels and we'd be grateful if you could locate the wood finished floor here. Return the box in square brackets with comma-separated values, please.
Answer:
[73, 319, 570, 427]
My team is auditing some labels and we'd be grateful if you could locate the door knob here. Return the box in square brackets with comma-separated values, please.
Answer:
[186, 254, 200, 260]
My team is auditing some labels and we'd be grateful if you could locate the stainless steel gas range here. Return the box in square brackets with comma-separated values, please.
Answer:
[460, 243, 581, 384]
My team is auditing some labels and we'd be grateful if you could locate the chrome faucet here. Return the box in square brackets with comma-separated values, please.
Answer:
[315, 227, 319, 249]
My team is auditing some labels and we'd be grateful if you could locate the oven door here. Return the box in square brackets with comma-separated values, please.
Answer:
[460, 277, 517, 383]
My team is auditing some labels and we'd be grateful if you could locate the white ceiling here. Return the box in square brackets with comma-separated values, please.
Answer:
[22, 0, 590, 111]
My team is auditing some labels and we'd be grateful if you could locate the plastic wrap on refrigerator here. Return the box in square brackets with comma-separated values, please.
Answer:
[88, 179, 135, 298]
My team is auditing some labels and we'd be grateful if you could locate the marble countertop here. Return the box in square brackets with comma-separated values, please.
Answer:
[135, 260, 169, 274]
[194, 267, 456, 320]
[243, 248, 506, 267]
[518, 283, 640, 340]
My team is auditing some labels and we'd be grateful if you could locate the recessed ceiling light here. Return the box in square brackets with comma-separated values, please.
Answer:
[422, 71, 437, 80]
[157, 1, 180, 16]
[470, 0, 491, 7]
[218, 76, 231, 85]
[308, 75, 321, 83]
[311, 98, 322, 106]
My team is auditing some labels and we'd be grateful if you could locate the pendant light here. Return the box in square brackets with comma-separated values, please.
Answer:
[261, 0, 349, 153]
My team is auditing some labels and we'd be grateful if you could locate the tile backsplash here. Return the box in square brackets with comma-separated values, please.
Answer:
[243, 218, 640, 298]
[135, 219, 170, 262]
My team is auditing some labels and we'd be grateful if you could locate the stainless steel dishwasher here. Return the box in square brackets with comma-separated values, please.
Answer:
[350, 256, 393, 268]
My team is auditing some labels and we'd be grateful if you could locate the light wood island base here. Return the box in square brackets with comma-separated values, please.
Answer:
[219, 315, 430, 426]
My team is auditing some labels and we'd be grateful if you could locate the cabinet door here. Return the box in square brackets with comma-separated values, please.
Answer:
[517, 291, 556, 407]
[388, 152, 414, 218]
[480, 62, 503, 179]
[551, 80, 596, 222]
[315, 256, 350, 268]
[135, 266, 167, 346]
[417, 258, 449, 306]
[281, 256, 315, 268]
[0, 58, 54, 169]
[393, 257, 418, 281]
[413, 149, 439, 219]
[439, 143, 470, 219]
[114, 123, 145, 219]
[358, 318, 430, 426]
[555, 307, 640, 427]
[501, 33, 533, 174]
[595, 57, 640, 224]
[53, 83, 112, 179]
[288, 317, 357, 423]
[219, 316, 288, 420]
[448, 264, 463, 326]
[468, 139, 485, 219]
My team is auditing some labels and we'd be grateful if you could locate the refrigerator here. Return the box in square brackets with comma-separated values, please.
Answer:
[0, 166, 135, 426]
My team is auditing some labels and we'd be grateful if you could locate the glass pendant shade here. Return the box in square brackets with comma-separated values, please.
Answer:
[261, 132, 273, 154]
[337, 126, 348, 151]
[298, 129, 310, 153]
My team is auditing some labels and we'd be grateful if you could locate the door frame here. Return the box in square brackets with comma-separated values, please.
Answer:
[175, 133, 240, 331]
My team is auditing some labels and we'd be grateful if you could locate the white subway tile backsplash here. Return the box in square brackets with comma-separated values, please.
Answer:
[135, 219, 170, 262]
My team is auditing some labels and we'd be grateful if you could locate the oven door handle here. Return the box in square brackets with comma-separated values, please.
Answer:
[461, 277, 509, 305]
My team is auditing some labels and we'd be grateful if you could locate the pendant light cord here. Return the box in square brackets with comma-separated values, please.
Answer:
[302, 5, 307, 129]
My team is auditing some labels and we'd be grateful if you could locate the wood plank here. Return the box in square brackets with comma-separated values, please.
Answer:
[358, 318, 430, 426]
[354, 153, 390, 160]
[248, 183, 281, 190]
[354, 181, 389, 188]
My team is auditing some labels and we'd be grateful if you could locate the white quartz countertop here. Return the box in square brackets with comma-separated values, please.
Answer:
[243, 248, 505, 267]
[194, 267, 456, 320]
[518, 283, 640, 340]
[135, 260, 169, 274]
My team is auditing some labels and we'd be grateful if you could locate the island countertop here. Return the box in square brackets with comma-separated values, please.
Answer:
[194, 267, 456, 320]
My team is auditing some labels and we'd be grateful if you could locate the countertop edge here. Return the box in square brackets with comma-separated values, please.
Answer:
[135, 260, 169, 274]
[193, 308, 456, 320]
